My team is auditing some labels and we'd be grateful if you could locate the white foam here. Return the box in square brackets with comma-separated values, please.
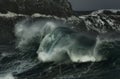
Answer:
[0, 11, 26, 18]
[15, 21, 59, 50]
[91, 9, 120, 15]
[71, 55, 96, 63]
[0, 11, 66, 22]
[31, 13, 65, 21]
[37, 28, 100, 63]
[0, 74, 15, 79]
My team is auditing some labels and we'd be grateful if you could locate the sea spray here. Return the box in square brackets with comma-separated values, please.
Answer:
[15, 20, 61, 52]
[0, 74, 15, 79]
[36, 26, 99, 62]
[15, 20, 118, 63]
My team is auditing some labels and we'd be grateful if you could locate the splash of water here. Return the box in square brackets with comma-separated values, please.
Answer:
[15, 20, 106, 63]
[0, 74, 15, 79]
[15, 20, 59, 51]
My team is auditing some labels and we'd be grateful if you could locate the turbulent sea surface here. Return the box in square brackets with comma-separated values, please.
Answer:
[0, 9, 120, 79]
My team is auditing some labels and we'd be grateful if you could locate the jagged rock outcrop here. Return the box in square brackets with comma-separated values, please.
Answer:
[0, 0, 72, 17]
[67, 9, 120, 33]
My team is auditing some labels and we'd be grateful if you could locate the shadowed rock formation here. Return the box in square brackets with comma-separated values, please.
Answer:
[0, 0, 73, 17]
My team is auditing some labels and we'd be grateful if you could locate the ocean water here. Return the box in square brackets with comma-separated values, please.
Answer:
[0, 19, 120, 79]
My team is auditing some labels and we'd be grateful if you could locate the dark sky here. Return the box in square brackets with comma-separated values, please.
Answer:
[68, 0, 120, 11]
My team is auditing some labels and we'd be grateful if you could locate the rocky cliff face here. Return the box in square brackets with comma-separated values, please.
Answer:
[0, 0, 72, 17]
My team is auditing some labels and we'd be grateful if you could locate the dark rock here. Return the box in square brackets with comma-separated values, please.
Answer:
[0, 0, 73, 17]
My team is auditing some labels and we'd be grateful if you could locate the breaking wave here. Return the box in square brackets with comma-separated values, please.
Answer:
[15, 20, 120, 63]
